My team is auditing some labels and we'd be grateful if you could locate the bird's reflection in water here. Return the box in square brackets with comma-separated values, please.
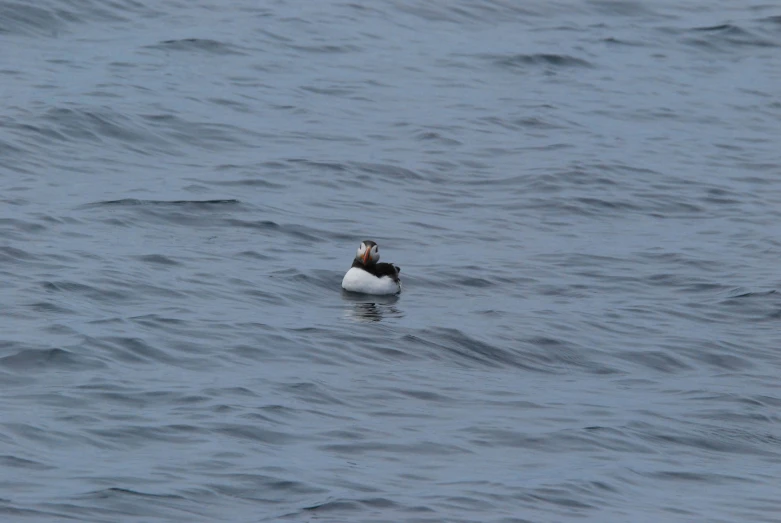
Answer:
[342, 291, 402, 323]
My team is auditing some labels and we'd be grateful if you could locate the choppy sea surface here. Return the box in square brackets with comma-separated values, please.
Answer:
[2, 1, 781, 521]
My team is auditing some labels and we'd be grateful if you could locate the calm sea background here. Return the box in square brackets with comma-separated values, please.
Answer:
[2, 1, 781, 521]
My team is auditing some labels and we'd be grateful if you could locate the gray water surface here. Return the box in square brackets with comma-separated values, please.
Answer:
[2, 1, 781, 521]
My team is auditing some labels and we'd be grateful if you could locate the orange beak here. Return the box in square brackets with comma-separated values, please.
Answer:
[363, 249, 371, 265]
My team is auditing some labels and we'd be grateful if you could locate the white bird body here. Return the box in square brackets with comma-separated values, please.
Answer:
[341, 240, 402, 295]
[342, 267, 401, 295]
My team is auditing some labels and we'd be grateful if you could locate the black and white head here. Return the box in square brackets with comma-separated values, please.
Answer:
[355, 240, 380, 266]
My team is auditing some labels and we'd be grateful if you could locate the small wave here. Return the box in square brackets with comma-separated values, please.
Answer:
[400, 328, 594, 372]
[684, 23, 779, 50]
[84, 487, 187, 500]
[137, 113, 259, 150]
[0, 455, 53, 471]
[84, 198, 240, 208]
[414, 131, 462, 146]
[133, 254, 183, 266]
[88, 336, 177, 365]
[616, 350, 692, 373]
[478, 115, 552, 132]
[303, 497, 399, 512]
[587, 0, 660, 17]
[226, 219, 322, 242]
[491, 53, 593, 70]
[719, 289, 781, 322]
[300, 85, 355, 97]
[0, 347, 102, 371]
[0, 245, 35, 261]
[206, 177, 286, 189]
[27, 301, 78, 315]
[351, 162, 426, 181]
[147, 38, 247, 55]
[0, 4, 67, 37]
[40, 107, 158, 145]
[288, 43, 361, 54]
[42, 280, 131, 303]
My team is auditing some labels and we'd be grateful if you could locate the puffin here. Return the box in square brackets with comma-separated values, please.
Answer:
[341, 240, 401, 295]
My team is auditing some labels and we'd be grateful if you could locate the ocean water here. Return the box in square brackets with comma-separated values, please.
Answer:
[2, 0, 781, 521]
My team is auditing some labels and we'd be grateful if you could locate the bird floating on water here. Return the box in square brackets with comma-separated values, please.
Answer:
[341, 240, 401, 295]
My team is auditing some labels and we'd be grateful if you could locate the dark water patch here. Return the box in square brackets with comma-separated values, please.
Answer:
[635, 423, 781, 456]
[226, 219, 325, 242]
[1, 0, 160, 36]
[645, 470, 758, 485]
[436, 271, 495, 288]
[0, 217, 46, 234]
[586, 0, 661, 17]
[350, 161, 426, 182]
[87, 336, 180, 365]
[85, 198, 240, 208]
[524, 195, 646, 217]
[0, 368, 34, 386]
[84, 487, 187, 501]
[300, 85, 355, 97]
[0, 455, 53, 471]
[574, 196, 642, 213]
[288, 43, 361, 54]
[28, 301, 78, 315]
[601, 36, 646, 47]
[0, 3, 67, 37]
[280, 380, 348, 407]
[414, 131, 462, 146]
[725, 289, 776, 300]
[682, 340, 755, 371]
[140, 114, 253, 150]
[208, 473, 325, 497]
[319, 440, 468, 457]
[226, 341, 279, 362]
[718, 289, 781, 322]
[401, 328, 583, 372]
[238, 220, 356, 244]
[684, 23, 779, 50]
[519, 167, 622, 192]
[236, 250, 272, 260]
[148, 38, 247, 55]
[38, 107, 161, 146]
[206, 178, 287, 189]
[678, 281, 732, 294]
[759, 15, 781, 30]
[0, 506, 71, 520]
[240, 287, 288, 307]
[287, 158, 349, 172]
[41, 280, 132, 304]
[490, 53, 593, 70]
[694, 24, 753, 35]
[525, 336, 616, 374]
[66, 487, 213, 521]
[303, 497, 398, 513]
[617, 349, 693, 373]
[0, 346, 103, 371]
[83, 199, 243, 228]
[515, 116, 565, 130]
[0, 245, 35, 261]
[212, 424, 293, 445]
[395, 388, 452, 402]
[392, 1, 539, 25]
[290, 269, 345, 293]
[467, 425, 652, 454]
[134, 254, 182, 266]
[88, 425, 206, 446]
